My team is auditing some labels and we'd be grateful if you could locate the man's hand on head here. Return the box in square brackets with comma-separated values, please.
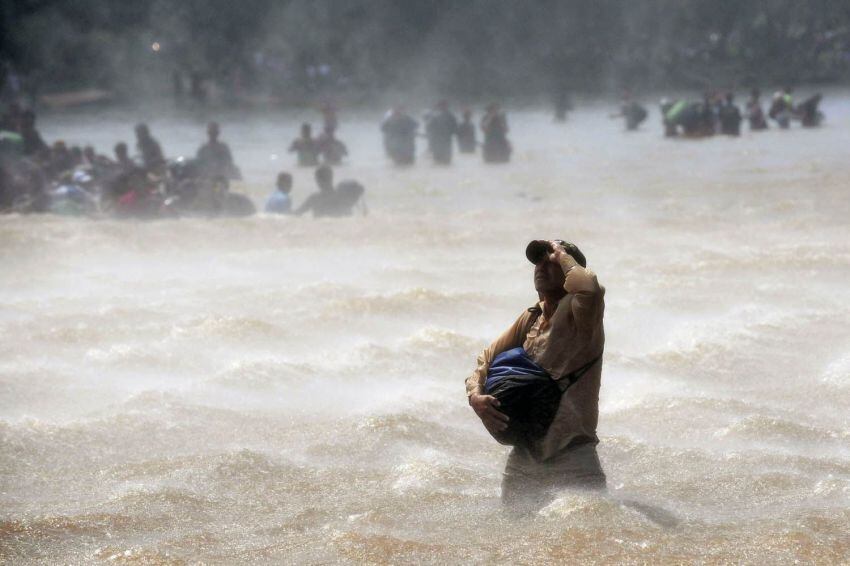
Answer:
[469, 394, 509, 433]
[548, 240, 578, 273]
[547, 240, 567, 262]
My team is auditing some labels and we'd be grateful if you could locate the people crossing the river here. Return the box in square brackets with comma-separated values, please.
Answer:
[196, 121, 241, 180]
[381, 107, 418, 165]
[746, 88, 768, 131]
[425, 100, 458, 165]
[611, 91, 648, 131]
[457, 109, 477, 154]
[480, 103, 511, 163]
[265, 171, 293, 214]
[289, 123, 320, 167]
[718, 93, 742, 136]
[0, 88, 829, 217]
[134, 123, 165, 172]
[316, 125, 348, 165]
[797, 94, 824, 128]
[769, 88, 794, 129]
[657, 87, 812, 138]
[293, 164, 365, 218]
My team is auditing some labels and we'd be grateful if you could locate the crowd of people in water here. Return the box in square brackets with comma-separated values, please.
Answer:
[0, 102, 369, 218]
[604, 88, 824, 135]
[653, 88, 824, 137]
[0, 88, 825, 217]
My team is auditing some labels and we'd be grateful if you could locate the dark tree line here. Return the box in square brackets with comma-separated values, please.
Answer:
[2, 0, 849, 103]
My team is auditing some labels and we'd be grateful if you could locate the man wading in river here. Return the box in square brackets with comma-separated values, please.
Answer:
[466, 240, 605, 507]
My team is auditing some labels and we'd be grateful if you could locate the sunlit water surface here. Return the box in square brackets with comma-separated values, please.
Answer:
[2, 97, 850, 564]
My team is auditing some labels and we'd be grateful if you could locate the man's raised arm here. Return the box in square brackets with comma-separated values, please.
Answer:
[556, 253, 603, 326]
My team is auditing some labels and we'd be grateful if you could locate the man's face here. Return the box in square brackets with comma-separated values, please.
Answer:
[534, 256, 566, 295]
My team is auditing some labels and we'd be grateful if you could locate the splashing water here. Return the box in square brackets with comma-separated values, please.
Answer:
[2, 97, 850, 563]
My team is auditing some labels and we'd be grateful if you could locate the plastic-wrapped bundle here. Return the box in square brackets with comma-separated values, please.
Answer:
[484, 347, 561, 446]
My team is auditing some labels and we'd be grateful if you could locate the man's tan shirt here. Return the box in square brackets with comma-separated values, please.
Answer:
[465, 257, 605, 461]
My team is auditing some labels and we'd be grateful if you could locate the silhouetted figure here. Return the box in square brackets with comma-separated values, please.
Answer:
[718, 93, 742, 136]
[105, 142, 144, 202]
[660, 98, 678, 137]
[425, 100, 458, 165]
[19, 110, 47, 157]
[114, 142, 136, 172]
[316, 126, 348, 165]
[381, 107, 418, 165]
[265, 171, 293, 214]
[457, 110, 477, 153]
[797, 94, 824, 128]
[217, 177, 255, 217]
[294, 165, 364, 217]
[614, 92, 647, 131]
[625, 102, 648, 131]
[698, 93, 717, 137]
[82, 145, 112, 179]
[746, 88, 768, 131]
[662, 99, 709, 138]
[769, 88, 793, 129]
[196, 122, 241, 180]
[289, 123, 320, 167]
[134, 123, 165, 172]
[481, 103, 511, 163]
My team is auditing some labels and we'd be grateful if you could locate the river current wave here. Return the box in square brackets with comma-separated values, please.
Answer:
[2, 98, 849, 563]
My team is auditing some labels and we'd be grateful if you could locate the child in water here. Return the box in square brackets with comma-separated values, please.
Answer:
[265, 172, 293, 214]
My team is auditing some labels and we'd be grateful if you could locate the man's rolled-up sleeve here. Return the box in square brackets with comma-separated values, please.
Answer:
[465, 311, 530, 398]
[559, 258, 603, 326]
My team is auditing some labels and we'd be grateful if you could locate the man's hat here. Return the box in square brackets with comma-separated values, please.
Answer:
[525, 240, 586, 267]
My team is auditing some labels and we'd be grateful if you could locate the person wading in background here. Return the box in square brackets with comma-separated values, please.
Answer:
[196, 121, 241, 180]
[480, 103, 511, 163]
[134, 123, 165, 173]
[456, 109, 477, 154]
[289, 123, 320, 167]
[425, 99, 458, 165]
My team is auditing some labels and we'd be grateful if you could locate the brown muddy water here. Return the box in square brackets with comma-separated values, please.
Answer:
[2, 98, 850, 564]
